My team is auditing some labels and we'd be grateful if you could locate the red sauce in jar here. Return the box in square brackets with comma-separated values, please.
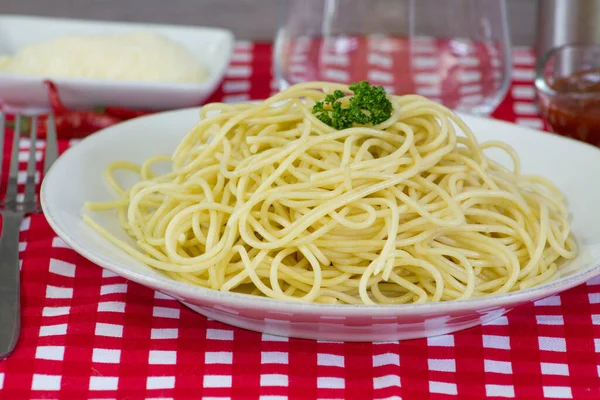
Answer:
[539, 68, 600, 146]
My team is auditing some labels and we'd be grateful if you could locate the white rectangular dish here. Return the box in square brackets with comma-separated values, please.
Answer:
[0, 15, 234, 112]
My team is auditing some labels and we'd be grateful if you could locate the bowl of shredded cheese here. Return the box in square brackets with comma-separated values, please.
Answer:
[0, 15, 234, 111]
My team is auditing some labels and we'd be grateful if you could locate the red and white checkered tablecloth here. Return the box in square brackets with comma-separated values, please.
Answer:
[1, 42, 599, 400]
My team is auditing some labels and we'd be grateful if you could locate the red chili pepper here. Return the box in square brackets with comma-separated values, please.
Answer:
[43, 80, 70, 114]
[7, 80, 158, 139]
[40, 80, 126, 138]
[103, 107, 153, 119]
[8, 113, 121, 139]
[51, 112, 122, 138]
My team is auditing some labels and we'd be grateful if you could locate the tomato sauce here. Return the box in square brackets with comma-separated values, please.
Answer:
[539, 68, 600, 146]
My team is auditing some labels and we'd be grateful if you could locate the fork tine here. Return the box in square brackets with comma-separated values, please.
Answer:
[4, 115, 22, 208]
[23, 116, 38, 211]
[43, 113, 58, 175]
[0, 111, 5, 185]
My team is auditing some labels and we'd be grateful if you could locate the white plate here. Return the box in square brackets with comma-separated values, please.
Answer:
[41, 108, 600, 342]
[0, 15, 234, 112]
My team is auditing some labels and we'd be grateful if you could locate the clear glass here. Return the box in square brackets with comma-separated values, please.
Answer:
[273, 0, 512, 115]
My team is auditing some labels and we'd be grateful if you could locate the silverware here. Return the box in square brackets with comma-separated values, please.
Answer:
[0, 111, 58, 359]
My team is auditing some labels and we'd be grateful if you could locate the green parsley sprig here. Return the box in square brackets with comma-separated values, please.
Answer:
[311, 81, 393, 130]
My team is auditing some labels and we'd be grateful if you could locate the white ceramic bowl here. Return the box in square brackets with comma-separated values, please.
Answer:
[0, 15, 234, 112]
[41, 108, 600, 342]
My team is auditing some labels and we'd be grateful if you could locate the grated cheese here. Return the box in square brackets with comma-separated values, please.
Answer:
[0, 30, 208, 83]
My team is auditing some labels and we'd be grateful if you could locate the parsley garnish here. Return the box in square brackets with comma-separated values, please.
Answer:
[312, 81, 393, 130]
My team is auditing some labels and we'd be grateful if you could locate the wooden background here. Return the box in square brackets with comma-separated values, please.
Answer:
[1, 0, 539, 45]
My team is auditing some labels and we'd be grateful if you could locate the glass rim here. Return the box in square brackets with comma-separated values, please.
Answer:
[535, 43, 600, 99]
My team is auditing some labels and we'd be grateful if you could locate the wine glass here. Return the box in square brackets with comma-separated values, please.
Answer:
[273, 0, 512, 115]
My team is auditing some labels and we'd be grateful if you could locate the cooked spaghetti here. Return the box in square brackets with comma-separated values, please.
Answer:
[83, 81, 577, 305]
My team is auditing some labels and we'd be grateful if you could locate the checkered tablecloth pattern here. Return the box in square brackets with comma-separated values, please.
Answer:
[0, 43, 599, 400]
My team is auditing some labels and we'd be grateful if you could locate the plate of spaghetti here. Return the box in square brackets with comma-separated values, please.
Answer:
[41, 81, 600, 341]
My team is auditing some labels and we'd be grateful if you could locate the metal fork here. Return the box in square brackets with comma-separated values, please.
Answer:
[0, 111, 58, 359]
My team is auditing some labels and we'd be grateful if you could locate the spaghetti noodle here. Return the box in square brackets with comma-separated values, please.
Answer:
[83, 82, 577, 305]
